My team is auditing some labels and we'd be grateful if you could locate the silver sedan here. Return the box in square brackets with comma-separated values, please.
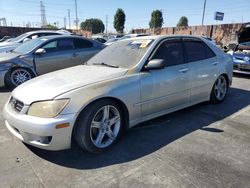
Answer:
[3, 35, 233, 153]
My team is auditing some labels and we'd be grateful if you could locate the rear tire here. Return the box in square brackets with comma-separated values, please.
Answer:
[210, 75, 228, 104]
[5, 68, 34, 88]
[74, 99, 123, 153]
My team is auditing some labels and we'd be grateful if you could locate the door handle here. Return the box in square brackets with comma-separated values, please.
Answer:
[179, 68, 189, 73]
[72, 53, 79, 57]
[212, 62, 218, 66]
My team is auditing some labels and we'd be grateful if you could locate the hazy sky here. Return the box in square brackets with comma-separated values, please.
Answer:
[0, 0, 250, 32]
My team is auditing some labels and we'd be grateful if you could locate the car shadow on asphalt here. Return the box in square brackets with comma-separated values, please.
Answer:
[0, 87, 12, 93]
[233, 73, 250, 79]
[26, 87, 250, 169]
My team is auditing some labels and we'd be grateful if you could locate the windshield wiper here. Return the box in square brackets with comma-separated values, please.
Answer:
[93, 62, 119, 68]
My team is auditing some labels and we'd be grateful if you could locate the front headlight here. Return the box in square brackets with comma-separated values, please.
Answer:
[27, 99, 70, 118]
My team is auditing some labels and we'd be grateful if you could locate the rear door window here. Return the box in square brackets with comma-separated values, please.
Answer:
[74, 39, 93, 49]
[183, 38, 216, 62]
[58, 38, 74, 51]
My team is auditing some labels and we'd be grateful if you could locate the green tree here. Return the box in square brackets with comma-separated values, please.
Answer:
[114, 8, 126, 33]
[46, 24, 58, 29]
[177, 16, 188, 27]
[149, 10, 164, 28]
[80, 18, 105, 34]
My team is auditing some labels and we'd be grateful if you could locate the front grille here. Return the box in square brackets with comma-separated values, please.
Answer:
[9, 97, 24, 112]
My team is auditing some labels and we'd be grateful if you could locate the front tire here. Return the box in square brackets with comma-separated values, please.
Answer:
[5, 68, 34, 88]
[74, 99, 123, 153]
[210, 75, 228, 103]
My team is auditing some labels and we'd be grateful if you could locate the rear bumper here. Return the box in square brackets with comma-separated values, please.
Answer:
[3, 102, 77, 150]
[233, 60, 250, 74]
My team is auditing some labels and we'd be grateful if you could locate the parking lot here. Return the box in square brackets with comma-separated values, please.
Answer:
[0, 75, 249, 188]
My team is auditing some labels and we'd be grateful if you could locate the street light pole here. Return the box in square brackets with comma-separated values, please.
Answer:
[201, 0, 207, 26]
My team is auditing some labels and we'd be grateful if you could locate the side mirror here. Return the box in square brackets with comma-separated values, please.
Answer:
[35, 48, 46, 55]
[144, 59, 166, 70]
[23, 38, 31, 43]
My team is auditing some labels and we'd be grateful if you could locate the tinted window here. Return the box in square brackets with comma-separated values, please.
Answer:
[153, 40, 184, 66]
[184, 39, 215, 62]
[58, 39, 74, 50]
[204, 43, 216, 58]
[74, 39, 93, 49]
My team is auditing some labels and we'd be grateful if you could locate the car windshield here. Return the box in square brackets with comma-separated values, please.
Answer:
[88, 39, 154, 68]
[13, 38, 47, 54]
[9, 33, 30, 43]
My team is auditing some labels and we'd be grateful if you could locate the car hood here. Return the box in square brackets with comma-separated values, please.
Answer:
[0, 52, 20, 63]
[0, 41, 18, 47]
[0, 42, 19, 53]
[12, 65, 128, 105]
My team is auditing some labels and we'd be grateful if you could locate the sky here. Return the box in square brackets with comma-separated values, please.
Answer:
[0, 0, 250, 32]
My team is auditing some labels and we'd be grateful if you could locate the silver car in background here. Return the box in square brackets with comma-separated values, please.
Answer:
[3, 35, 233, 153]
[0, 35, 104, 87]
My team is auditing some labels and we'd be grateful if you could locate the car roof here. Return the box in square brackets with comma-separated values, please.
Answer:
[38, 35, 88, 40]
[25, 30, 69, 35]
[124, 35, 206, 41]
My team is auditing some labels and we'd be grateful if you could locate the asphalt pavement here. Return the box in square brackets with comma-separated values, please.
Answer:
[0, 75, 250, 188]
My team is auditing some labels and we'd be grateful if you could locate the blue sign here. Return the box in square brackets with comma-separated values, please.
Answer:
[214, 12, 224, 21]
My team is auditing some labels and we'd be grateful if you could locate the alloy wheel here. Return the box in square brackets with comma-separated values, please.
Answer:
[10, 69, 32, 86]
[214, 75, 227, 101]
[90, 105, 121, 148]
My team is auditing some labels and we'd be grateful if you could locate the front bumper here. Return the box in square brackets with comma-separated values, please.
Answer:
[3, 101, 77, 150]
[233, 59, 250, 74]
[0, 70, 8, 88]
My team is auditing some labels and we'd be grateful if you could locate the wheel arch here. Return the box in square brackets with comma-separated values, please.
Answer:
[220, 73, 230, 86]
[74, 96, 130, 131]
[8, 65, 37, 76]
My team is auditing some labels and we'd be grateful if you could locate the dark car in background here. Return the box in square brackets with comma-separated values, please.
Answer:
[0, 35, 104, 87]
[0, 30, 72, 53]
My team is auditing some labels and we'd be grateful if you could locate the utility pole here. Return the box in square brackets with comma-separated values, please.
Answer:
[201, 0, 206, 26]
[64, 17, 66, 29]
[105, 15, 108, 36]
[68, 9, 71, 29]
[74, 0, 78, 30]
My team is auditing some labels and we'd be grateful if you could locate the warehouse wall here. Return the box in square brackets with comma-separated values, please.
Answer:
[132, 23, 243, 46]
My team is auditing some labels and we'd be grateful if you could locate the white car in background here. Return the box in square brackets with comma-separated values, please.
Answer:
[0, 30, 72, 53]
